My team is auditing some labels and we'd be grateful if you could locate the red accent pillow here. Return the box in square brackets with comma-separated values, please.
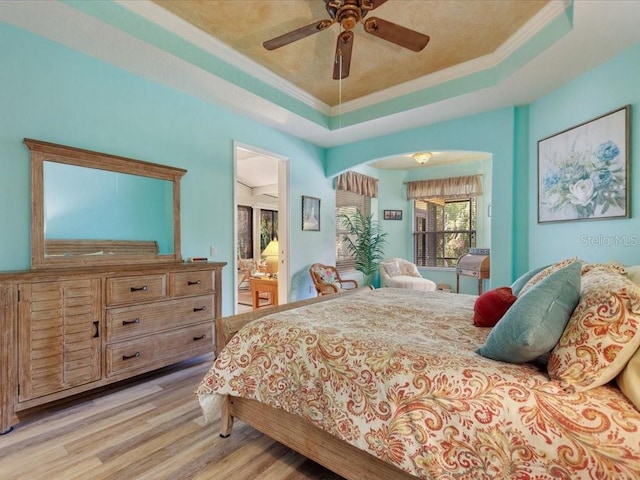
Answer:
[473, 287, 517, 327]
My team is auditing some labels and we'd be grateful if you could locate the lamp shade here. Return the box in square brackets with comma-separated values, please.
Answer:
[262, 239, 279, 257]
[262, 239, 279, 276]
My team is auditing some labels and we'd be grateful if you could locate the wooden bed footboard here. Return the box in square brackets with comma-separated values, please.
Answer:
[226, 396, 416, 480]
[214, 287, 416, 479]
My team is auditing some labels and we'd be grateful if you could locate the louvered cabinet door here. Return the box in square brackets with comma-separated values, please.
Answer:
[18, 279, 102, 401]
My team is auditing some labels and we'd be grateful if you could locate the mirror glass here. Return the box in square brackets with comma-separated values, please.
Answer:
[43, 162, 175, 255]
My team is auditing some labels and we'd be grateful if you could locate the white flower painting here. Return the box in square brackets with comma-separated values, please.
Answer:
[538, 106, 630, 223]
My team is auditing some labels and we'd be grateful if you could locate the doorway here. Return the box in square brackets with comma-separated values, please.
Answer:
[234, 142, 289, 313]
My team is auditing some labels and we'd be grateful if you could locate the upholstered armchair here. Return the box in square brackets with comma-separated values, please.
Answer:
[238, 258, 259, 289]
[379, 258, 437, 291]
[309, 263, 359, 296]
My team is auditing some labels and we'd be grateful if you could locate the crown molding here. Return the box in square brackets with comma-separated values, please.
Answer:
[118, 0, 569, 119]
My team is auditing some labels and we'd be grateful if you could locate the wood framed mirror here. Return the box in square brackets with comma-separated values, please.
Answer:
[26, 138, 186, 269]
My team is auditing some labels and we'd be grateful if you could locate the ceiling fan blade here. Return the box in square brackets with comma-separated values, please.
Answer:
[364, 17, 430, 52]
[365, 0, 389, 10]
[263, 20, 333, 50]
[333, 30, 354, 80]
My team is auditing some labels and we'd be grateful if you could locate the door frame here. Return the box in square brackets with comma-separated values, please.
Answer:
[233, 141, 290, 311]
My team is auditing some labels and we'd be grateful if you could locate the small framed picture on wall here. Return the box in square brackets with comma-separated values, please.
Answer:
[383, 209, 402, 220]
[302, 196, 320, 231]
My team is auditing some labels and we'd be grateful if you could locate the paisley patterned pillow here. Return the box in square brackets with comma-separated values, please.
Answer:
[581, 261, 626, 276]
[548, 265, 640, 391]
[518, 257, 578, 296]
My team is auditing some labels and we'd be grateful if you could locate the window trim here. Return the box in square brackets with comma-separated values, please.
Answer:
[413, 196, 477, 268]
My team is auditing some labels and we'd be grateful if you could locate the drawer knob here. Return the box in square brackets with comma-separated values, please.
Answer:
[193, 306, 207, 312]
[193, 334, 206, 341]
[130, 285, 148, 292]
[188, 280, 201, 286]
[122, 318, 140, 326]
[122, 352, 140, 361]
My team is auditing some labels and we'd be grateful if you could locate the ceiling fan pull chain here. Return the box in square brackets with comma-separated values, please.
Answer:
[337, 47, 343, 128]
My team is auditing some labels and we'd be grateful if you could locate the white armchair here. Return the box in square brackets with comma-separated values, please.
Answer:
[379, 258, 437, 292]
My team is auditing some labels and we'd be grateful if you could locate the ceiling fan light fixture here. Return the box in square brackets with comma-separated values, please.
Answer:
[262, 0, 429, 79]
[413, 152, 433, 164]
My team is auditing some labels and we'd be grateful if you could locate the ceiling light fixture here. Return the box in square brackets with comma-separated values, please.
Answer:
[412, 152, 433, 165]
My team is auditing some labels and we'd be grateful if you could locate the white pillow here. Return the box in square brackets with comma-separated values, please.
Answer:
[383, 262, 402, 277]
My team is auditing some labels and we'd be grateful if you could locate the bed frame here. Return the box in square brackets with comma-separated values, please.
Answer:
[216, 288, 416, 480]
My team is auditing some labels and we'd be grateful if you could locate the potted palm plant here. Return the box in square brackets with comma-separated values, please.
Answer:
[340, 211, 388, 287]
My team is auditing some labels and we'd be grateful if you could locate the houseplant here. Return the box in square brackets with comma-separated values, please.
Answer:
[340, 211, 388, 287]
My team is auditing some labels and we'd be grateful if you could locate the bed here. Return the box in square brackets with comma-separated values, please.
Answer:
[197, 263, 640, 479]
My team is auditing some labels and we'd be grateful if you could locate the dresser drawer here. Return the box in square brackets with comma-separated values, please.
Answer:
[169, 270, 214, 297]
[106, 323, 213, 377]
[457, 268, 480, 277]
[106, 294, 214, 342]
[106, 274, 167, 306]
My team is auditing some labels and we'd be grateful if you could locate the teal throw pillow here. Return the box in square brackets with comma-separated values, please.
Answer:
[476, 261, 581, 363]
[510, 264, 549, 296]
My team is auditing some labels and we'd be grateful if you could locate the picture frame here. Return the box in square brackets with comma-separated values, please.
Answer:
[302, 196, 320, 231]
[383, 209, 403, 221]
[538, 105, 630, 223]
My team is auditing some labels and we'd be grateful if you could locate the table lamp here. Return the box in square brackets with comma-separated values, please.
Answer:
[262, 239, 279, 277]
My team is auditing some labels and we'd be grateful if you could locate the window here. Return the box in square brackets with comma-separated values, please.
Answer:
[414, 197, 476, 267]
[260, 209, 278, 252]
[237, 205, 253, 259]
[336, 190, 370, 270]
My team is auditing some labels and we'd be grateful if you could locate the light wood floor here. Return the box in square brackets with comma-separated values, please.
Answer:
[0, 354, 343, 480]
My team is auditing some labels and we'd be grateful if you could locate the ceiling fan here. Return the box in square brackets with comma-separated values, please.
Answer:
[263, 0, 430, 80]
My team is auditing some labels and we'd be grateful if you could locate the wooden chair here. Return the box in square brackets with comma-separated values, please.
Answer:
[309, 263, 358, 296]
[237, 258, 258, 289]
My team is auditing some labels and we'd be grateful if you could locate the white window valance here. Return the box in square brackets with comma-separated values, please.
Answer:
[336, 171, 378, 198]
[406, 175, 483, 200]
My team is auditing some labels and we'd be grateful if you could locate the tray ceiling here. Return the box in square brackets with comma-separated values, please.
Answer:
[152, 0, 548, 106]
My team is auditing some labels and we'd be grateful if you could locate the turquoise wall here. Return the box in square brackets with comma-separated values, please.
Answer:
[0, 22, 327, 313]
[326, 108, 517, 289]
[3, 17, 639, 312]
[376, 159, 492, 295]
[526, 43, 640, 269]
[328, 41, 640, 286]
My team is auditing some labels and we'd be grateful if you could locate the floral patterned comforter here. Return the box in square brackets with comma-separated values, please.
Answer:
[197, 288, 640, 479]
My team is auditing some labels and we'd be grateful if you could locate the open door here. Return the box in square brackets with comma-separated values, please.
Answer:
[234, 142, 289, 312]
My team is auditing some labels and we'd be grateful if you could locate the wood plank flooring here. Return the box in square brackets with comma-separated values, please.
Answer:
[0, 355, 343, 480]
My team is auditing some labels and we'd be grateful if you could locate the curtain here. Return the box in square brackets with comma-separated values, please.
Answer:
[406, 175, 483, 200]
[336, 171, 378, 198]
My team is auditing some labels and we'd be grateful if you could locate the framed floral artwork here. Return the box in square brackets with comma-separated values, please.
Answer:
[538, 105, 630, 223]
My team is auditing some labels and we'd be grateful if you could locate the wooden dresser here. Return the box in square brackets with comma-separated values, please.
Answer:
[0, 261, 224, 433]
